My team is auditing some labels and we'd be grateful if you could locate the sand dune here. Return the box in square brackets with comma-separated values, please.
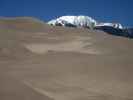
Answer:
[0, 17, 133, 100]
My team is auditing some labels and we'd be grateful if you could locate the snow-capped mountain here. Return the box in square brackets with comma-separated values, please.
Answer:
[47, 15, 123, 29]
[95, 23, 123, 29]
[48, 16, 97, 28]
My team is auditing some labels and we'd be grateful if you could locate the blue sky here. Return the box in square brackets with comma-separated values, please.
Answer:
[0, 0, 133, 27]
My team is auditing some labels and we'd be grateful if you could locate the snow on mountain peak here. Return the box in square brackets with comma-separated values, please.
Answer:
[48, 15, 123, 29]
[95, 23, 123, 29]
[48, 15, 97, 28]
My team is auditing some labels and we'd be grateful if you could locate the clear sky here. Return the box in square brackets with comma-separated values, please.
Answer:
[0, 0, 133, 27]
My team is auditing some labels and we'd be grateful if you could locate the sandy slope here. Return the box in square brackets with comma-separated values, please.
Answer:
[0, 18, 133, 100]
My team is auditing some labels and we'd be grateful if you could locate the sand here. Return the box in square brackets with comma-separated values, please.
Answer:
[0, 18, 133, 100]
